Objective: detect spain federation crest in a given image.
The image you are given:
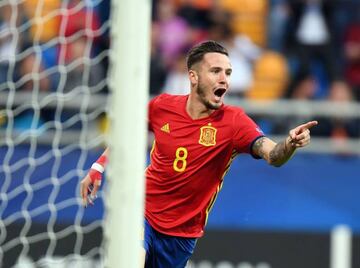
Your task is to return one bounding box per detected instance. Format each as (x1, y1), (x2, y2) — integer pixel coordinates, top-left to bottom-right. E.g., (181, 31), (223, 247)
(199, 124), (217, 147)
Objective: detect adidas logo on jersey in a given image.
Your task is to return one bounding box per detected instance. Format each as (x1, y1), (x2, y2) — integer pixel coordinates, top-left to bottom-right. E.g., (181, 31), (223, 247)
(161, 123), (170, 133)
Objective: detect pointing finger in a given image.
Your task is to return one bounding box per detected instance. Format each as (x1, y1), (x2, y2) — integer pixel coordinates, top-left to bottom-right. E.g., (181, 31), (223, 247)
(301, 121), (318, 130)
(296, 121), (318, 134)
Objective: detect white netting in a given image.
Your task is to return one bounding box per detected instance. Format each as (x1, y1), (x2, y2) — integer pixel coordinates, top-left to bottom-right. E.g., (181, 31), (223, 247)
(0, 0), (110, 267)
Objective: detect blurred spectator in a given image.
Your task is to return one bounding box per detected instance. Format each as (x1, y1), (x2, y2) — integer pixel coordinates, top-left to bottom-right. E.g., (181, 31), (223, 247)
(58, 0), (101, 63)
(12, 51), (51, 131)
(267, 0), (290, 51)
(21, 0), (60, 43)
(207, 1), (232, 28)
(176, 0), (213, 10)
(21, 0), (61, 70)
(312, 81), (360, 139)
(57, 0), (105, 93)
(162, 52), (189, 95)
(150, 25), (167, 95)
(16, 51), (51, 92)
(0, 3), (23, 87)
(285, 0), (341, 98)
(177, 0), (213, 29)
(245, 50), (289, 100)
(209, 23), (261, 97)
(153, 0), (192, 67)
(290, 76), (318, 100)
(219, 0), (268, 47)
(42, 36), (104, 128)
(271, 76), (318, 135)
(57, 36), (105, 93)
(95, 0), (111, 74)
(330, 0), (360, 50)
(343, 23), (360, 101)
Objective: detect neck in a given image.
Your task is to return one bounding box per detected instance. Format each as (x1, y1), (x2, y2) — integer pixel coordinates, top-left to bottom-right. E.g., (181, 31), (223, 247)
(186, 93), (214, 120)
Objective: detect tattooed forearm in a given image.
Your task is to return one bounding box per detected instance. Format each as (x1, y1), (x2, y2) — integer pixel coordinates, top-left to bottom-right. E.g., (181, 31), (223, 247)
(252, 137), (267, 159)
(269, 138), (295, 167)
(269, 141), (287, 164)
(252, 137), (296, 167)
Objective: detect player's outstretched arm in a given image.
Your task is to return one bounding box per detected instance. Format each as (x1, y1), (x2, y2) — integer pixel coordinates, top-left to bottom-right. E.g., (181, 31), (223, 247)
(80, 148), (109, 207)
(252, 121), (318, 167)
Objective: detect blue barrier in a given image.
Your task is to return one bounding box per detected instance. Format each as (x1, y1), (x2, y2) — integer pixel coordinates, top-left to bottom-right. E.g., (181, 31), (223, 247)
(1, 146), (359, 233)
(208, 153), (360, 233)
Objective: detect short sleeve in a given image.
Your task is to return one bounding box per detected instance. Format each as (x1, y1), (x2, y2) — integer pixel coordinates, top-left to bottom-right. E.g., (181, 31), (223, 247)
(232, 111), (264, 156)
(148, 95), (158, 132)
(148, 94), (168, 132)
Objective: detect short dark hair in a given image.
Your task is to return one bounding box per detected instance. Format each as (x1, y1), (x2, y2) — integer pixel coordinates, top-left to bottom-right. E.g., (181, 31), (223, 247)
(186, 40), (228, 70)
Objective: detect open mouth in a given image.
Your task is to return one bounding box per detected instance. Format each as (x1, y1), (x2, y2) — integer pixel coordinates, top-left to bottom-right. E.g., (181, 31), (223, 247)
(214, 88), (226, 98)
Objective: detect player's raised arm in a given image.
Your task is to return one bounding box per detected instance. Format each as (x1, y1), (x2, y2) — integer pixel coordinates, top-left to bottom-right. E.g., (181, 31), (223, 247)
(80, 147), (109, 207)
(252, 121), (318, 167)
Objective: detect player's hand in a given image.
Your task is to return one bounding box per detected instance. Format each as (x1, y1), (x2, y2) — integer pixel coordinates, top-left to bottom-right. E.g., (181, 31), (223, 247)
(80, 174), (101, 207)
(288, 121), (318, 148)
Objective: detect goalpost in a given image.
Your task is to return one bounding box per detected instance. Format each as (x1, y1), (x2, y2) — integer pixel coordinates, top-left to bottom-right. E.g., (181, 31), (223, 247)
(0, 0), (150, 267)
(105, 0), (151, 267)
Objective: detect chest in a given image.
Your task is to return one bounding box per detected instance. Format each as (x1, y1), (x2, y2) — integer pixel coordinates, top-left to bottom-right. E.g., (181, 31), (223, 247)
(152, 116), (233, 159)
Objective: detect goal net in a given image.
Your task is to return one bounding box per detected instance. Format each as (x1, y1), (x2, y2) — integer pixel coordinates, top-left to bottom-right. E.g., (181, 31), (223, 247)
(0, 0), (111, 267)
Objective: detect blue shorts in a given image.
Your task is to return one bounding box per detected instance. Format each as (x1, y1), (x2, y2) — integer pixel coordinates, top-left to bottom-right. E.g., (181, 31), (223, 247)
(143, 219), (197, 268)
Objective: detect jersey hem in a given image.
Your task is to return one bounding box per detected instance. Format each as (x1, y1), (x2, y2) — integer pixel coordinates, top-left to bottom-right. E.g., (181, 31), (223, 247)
(145, 216), (204, 239)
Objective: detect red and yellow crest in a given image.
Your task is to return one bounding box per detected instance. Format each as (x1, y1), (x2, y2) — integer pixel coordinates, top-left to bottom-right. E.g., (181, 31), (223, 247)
(199, 124), (217, 147)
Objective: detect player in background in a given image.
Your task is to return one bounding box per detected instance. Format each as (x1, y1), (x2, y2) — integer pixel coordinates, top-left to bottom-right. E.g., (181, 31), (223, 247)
(79, 40), (318, 267)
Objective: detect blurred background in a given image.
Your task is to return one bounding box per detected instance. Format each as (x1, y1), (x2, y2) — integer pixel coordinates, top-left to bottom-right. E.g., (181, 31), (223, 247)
(0, 0), (359, 267)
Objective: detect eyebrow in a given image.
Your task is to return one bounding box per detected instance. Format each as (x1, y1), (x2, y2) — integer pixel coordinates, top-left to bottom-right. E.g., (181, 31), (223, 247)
(210, 66), (232, 71)
(209, 66), (232, 73)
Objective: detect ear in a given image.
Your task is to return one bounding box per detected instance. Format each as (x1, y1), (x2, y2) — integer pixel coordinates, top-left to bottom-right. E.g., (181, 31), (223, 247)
(189, 70), (198, 85)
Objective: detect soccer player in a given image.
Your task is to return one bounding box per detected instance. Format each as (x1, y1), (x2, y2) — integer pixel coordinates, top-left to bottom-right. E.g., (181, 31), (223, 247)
(80, 40), (318, 267)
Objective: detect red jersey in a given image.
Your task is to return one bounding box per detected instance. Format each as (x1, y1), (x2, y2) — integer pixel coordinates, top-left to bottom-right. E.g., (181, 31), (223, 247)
(145, 94), (264, 238)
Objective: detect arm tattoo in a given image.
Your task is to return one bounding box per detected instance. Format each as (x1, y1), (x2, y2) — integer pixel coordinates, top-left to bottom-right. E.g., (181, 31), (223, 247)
(252, 137), (267, 158)
(253, 137), (295, 166)
(269, 140), (288, 163)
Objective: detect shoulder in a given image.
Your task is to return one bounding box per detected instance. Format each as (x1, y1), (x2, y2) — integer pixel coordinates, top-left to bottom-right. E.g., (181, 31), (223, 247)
(150, 93), (187, 109)
(152, 93), (185, 102)
(222, 104), (261, 130)
(221, 104), (246, 118)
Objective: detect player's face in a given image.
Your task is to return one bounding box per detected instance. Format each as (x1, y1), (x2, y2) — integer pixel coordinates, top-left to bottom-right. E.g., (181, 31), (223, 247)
(193, 52), (232, 110)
